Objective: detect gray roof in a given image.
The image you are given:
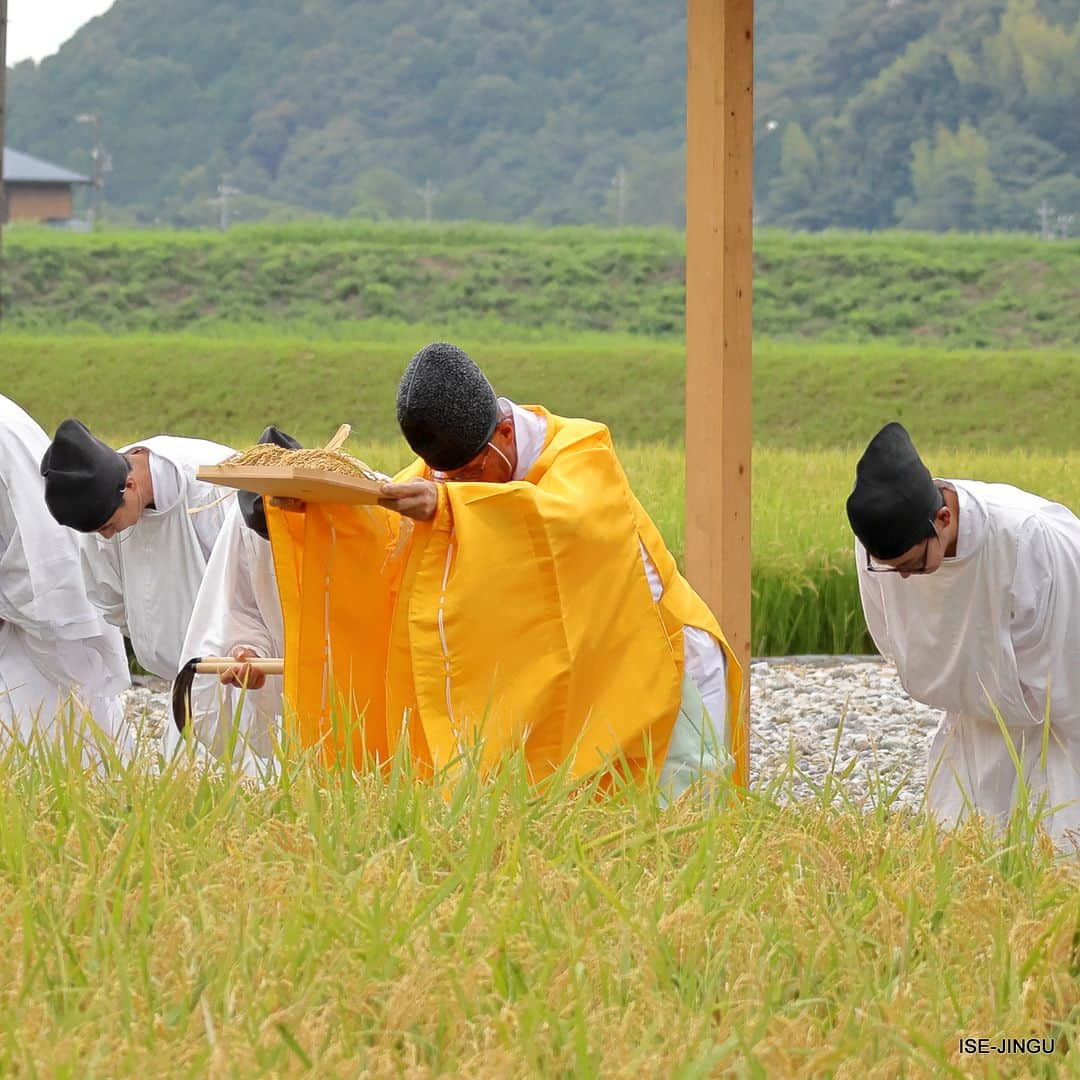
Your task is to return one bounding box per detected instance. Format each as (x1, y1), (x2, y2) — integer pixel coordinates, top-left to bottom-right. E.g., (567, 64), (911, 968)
(2, 147), (91, 184)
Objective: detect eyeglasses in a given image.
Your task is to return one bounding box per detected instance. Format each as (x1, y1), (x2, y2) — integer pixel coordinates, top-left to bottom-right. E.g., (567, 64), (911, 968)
(431, 441), (512, 483)
(865, 530), (938, 575)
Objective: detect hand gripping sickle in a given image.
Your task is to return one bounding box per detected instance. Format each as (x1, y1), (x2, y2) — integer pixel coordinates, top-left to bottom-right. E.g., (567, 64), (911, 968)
(170, 656), (284, 732)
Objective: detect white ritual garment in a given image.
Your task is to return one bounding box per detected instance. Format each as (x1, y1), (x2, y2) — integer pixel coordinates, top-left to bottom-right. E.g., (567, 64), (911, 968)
(78, 435), (236, 682)
(179, 503), (284, 774)
(0, 395), (132, 757)
(501, 398), (730, 800)
(856, 479), (1080, 845)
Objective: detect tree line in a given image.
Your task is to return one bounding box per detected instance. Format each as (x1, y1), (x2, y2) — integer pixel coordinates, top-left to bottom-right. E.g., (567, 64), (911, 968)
(5, 0), (1077, 233)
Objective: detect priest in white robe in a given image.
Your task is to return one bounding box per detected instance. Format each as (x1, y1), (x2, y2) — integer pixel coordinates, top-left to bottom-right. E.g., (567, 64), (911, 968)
(40, 420), (236, 748)
(1, 396), (132, 759)
(176, 426), (296, 774)
(847, 422), (1080, 845)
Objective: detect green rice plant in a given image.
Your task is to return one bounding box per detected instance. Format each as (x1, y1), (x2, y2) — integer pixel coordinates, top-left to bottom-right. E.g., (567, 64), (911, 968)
(0, 715), (1076, 1074)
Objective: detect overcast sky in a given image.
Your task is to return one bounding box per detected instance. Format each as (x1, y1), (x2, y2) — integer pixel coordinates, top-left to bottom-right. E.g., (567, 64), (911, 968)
(6, 0), (115, 65)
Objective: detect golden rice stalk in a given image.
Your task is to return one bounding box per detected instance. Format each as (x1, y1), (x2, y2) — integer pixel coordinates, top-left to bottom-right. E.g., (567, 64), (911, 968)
(224, 443), (387, 482)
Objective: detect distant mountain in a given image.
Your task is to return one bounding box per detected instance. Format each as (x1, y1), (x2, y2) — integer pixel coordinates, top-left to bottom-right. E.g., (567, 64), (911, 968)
(6, 0), (1078, 232)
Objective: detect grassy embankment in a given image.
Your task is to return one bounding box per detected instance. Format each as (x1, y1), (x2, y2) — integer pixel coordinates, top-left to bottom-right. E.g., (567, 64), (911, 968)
(5, 222), (1080, 346)
(7, 336), (1077, 452)
(8, 337), (1078, 654)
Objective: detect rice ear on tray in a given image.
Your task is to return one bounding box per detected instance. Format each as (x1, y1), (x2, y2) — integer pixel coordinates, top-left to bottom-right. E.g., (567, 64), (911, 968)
(222, 443), (390, 483)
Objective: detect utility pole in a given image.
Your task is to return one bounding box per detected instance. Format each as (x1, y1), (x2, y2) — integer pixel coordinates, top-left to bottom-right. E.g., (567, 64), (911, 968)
(76, 113), (106, 225)
(1037, 199), (1055, 240)
(209, 177), (241, 231)
(1, 0), (8, 326)
(612, 166), (628, 227)
(415, 178), (437, 222)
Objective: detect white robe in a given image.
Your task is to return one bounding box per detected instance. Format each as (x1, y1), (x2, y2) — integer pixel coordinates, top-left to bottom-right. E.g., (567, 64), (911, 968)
(503, 399), (730, 799)
(0, 395), (132, 758)
(179, 503), (285, 774)
(78, 435), (236, 682)
(857, 479), (1080, 844)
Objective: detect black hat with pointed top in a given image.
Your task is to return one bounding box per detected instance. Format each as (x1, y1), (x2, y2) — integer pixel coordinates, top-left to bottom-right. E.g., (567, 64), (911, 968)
(396, 342), (499, 471)
(846, 422), (944, 560)
(40, 418), (131, 533)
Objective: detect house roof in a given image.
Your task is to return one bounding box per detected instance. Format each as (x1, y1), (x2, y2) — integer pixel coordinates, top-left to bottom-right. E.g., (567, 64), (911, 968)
(2, 147), (91, 185)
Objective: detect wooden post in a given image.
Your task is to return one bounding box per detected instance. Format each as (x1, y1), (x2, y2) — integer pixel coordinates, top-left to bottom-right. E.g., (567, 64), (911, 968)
(686, 0), (753, 786)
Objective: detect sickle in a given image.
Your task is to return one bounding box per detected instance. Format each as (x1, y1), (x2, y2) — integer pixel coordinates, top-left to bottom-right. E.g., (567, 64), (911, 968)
(170, 656), (284, 732)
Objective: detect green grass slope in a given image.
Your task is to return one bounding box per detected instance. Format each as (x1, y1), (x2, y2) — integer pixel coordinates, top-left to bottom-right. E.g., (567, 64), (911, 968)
(5, 335), (1076, 453)
(5, 224), (1080, 346)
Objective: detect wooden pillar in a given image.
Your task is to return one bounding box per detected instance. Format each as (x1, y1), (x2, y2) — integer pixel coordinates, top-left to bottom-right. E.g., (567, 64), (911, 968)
(686, 0), (753, 786)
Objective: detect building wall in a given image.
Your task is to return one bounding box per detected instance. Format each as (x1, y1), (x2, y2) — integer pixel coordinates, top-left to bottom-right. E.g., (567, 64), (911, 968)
(5, 183), (76, 222)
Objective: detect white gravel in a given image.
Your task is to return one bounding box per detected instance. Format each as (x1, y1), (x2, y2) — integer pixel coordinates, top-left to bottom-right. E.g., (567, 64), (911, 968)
(748, 657), (941, 809)
(125, 659), (942, 807)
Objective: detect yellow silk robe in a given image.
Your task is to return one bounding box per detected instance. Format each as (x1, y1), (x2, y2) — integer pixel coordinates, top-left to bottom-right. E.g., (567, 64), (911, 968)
(268, 408), (742, 785)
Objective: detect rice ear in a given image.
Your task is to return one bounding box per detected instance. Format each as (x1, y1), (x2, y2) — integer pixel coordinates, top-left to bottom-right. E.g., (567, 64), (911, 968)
(222, 443), (387, 482)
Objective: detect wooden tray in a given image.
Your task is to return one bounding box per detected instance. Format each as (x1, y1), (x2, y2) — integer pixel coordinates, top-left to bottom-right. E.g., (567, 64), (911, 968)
(198, 465), (383, 505)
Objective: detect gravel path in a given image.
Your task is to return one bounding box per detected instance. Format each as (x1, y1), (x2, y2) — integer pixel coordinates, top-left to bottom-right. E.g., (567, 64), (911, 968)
(749, 658), (941, 809)
(125, 659), (943, 806)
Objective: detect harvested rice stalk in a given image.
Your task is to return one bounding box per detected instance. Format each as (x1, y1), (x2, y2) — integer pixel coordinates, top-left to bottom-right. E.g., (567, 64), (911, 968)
(223, 443), (390, 482)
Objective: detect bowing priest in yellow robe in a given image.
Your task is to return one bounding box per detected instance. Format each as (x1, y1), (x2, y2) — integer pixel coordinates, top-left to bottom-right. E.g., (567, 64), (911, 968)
(267, 342), (742, 796)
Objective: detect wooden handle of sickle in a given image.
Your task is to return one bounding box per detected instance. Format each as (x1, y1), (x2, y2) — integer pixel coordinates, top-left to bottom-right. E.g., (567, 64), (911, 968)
(193, 658), (285, 675)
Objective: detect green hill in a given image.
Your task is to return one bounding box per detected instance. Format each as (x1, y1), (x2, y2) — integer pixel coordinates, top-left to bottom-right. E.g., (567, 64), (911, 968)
(756, 0), (1080, 232)
(5, 223), (1079, 346)
(5, 0), (1077, 231)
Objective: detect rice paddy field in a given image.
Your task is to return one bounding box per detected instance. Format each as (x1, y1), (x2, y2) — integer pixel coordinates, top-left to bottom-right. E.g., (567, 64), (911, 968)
(1, 734), (1078, 1076)
(3, 223), (1079, 1075)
